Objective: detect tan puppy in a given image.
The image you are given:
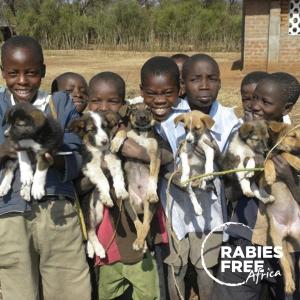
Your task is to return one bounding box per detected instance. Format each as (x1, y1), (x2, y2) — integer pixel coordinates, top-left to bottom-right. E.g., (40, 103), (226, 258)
(110, 103), (161, 250)
(174, 110), (216, 215)
(265, 122), (300, 185)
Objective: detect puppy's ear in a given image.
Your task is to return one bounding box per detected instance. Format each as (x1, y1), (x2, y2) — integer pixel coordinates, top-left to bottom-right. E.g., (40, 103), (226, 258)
(202, 116), (215, 129)
(268, 121), (286, 133)
(103, 111), (120, 128)
(68, 118), (86, 136)
(118, 104), (128, 118)
(30, 110), (46, 128)
(174, 114), (188, 128)
(239, 122), (253, 140)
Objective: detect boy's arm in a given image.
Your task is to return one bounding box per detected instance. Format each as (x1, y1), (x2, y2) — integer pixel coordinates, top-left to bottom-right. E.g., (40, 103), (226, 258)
(272, 155), (300, 203)
(50, 92), (83, 182)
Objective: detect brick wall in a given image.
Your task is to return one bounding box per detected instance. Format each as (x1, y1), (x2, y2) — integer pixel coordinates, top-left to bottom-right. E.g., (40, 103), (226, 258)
(243, 0), (270, 70)
(278, 0), (300, 70)
(243, 0), (300, 71)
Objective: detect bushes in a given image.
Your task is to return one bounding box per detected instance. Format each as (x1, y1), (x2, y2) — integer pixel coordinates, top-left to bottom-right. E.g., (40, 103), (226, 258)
(3, 0), (242, 51)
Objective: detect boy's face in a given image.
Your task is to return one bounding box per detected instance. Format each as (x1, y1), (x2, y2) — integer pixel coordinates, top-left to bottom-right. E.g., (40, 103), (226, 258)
(141, 73), (179, 121)
(184, 60), (221, 112)
(173, 58), (186, 98)
(252, 80), (293, 122)
(1, 47), (45, 103)
(88, 80), (123, 113)
(241, 83), (256, 121)
(58, 76), (88, 113)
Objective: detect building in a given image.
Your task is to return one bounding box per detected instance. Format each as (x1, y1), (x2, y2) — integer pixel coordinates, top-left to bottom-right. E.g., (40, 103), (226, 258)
(242, 0), (300, 71)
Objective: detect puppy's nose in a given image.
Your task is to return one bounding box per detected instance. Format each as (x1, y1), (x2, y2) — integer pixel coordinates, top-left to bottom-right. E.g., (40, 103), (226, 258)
(101, 139), (108, 146)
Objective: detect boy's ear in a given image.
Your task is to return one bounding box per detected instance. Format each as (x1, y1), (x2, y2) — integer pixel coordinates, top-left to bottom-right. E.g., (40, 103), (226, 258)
(239, 122), (253, 140)
(118, 104), (128, 118)
(41, 64), (46, 78)
(140, 84), (145, 97)
(268, 121), (286, 133)
(202, 115), (215, 129)
(283, 101), (294, 116)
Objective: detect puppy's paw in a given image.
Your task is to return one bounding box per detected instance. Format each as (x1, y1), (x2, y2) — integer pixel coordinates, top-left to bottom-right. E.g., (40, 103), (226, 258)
(132, 238), (146, 251)
(31, 182), (45, 200)
(259, 194), (275, 204)
(146, 192), (159, 203)
(0, 183), (11, 197)
(101, 195), (114, 207)
(115, 188), (129, 201)
(20, 170), (33, 186)
(20, 184), (31, 201)
(193, 203), (203, 216)
(110, 133), (127, 153)
(180, 175), (189, 187)
(87, 241), (95, 259)
(93, 242), (106, 259)
(285, 279), (296, 295)
(245, 171), (254, 178)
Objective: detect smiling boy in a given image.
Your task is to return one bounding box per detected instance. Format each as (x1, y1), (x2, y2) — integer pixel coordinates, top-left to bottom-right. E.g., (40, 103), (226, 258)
(0, 36), (91, 300)
(51, 72), (88, 114)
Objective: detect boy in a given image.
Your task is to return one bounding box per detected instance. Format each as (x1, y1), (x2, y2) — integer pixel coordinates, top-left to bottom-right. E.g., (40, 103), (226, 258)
(141, 55), (239, 300)
(170, 53), (189, 98)
(81, 71), (163, 300)
(212, 72), (300, 300)
(51, 72), (88, 114)
(0, 36), (91, 299)
(240, 71), (268, 122)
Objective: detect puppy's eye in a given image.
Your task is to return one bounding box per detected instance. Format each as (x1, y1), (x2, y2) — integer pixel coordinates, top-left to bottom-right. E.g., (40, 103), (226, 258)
(16, 120), (26, 126)
(87, 125), (96, 132)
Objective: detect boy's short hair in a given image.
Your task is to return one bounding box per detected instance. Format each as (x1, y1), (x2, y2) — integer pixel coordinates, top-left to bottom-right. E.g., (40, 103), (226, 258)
(170, 53), (189, 61)
(267, 72), (300, 105)
(1, 35), (44, 65)
(51, 72), (87, 94)
(182, 54), (220, 80)
(89, 72), (126, 100)
(141, 56), (180, 89)
(241, 71), (268, 88)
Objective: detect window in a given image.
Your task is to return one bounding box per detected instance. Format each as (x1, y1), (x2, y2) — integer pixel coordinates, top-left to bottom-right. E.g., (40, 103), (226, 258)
(289, 0), (300, 35)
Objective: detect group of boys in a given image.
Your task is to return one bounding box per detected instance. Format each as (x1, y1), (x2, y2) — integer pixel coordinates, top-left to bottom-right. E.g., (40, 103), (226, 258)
(0, 35), (299, 300)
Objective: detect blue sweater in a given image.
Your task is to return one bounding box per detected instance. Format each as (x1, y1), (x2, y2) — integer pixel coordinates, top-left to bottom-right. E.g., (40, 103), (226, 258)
(0, 89), (83, 215)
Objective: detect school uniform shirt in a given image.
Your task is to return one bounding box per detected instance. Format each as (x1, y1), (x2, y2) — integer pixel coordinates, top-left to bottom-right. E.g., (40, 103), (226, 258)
(158, 99), (239, 240)
(0, 88), (82, 215)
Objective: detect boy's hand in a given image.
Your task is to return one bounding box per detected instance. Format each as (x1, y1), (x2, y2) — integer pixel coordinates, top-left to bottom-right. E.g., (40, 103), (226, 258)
(272, 154), (294, 184)
(0, 139), (18, 160)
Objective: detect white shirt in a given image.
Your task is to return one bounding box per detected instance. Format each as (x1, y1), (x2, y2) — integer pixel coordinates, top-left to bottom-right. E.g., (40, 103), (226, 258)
(158, 100), (239, 240)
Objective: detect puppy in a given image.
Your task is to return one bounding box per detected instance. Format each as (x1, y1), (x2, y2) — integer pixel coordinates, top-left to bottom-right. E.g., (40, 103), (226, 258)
(0, 102), (63, 201)
(222, 120), (274, 203)
(264, 121), (300, 185)
(110, 103), (161, 250)
(174, 111), (217, 215)
(69, 111), (129, 258)
(261, 122), (300, 294)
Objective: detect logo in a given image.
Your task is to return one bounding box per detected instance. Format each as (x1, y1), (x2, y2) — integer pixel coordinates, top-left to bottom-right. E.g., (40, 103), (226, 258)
(200, 222), (282, 286)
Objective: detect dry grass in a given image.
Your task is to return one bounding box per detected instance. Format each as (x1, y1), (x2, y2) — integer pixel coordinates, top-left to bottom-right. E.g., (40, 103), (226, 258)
(0, 49), (299, 122)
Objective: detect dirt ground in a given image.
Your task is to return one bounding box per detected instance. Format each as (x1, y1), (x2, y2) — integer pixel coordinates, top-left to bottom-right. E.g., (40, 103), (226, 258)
(1, 50), (299, 122)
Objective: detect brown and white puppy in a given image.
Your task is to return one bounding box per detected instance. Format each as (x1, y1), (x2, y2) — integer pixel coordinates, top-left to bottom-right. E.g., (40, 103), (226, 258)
(261, 122), (300, 295)
(264, 121), (300, 185)
(174, 111), (216, 215)
(110, 103), (161, 251)
(222, 120), (274, 203)
(69, 111), (128, 258)
(0, 102), (63, 201)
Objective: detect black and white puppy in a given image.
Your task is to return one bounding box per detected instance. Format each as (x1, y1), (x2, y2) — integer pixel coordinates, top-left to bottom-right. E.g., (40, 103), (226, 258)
(69, 111), (129, 258)
(0, 102), (63, 201)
